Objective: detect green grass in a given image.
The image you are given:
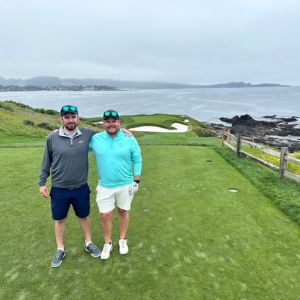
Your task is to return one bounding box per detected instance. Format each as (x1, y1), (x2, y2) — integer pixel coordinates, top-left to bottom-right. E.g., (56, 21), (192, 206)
(215, 145), (300, 224)
(87, 113), (189, 129)
(87, 113), (215, 137)
(1, 144), (300, 299)
(2, 102), (300, 298)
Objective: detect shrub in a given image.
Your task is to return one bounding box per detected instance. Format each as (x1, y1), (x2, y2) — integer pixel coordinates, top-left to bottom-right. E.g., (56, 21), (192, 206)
(36, 122), (56, 131)
(4, 101), (33, 110)
(0, 102), (14, 111)
(34, 108), (46, 114)
(33, 108), (59, 115)
(45, 109), (59, 115)
(23, 120), (35, 126)
(193, 127), (216, 137)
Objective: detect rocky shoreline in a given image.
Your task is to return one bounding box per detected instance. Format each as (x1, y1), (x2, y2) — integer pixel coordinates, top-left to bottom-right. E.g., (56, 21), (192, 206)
(208, 114), (300, 152)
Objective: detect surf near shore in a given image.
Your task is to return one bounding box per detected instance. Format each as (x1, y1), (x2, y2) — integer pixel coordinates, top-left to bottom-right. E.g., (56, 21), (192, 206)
(209, 114), (300, 152)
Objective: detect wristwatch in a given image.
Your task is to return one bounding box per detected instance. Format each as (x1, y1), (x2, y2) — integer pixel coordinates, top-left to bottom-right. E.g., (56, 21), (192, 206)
(134, 179), (140, 184)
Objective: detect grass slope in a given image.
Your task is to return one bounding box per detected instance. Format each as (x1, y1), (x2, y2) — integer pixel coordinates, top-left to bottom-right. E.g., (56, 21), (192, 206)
(215, 145), (300, 224)
(87, 113), (190, 129)
(1, 145), (300, 299)
(0, 102), (213, 147)
(88, 113), (214, 136)
(0, 101), (96, 138)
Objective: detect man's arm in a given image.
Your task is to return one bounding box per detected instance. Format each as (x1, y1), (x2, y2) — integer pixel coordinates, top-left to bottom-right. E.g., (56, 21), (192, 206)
(88, 134), (95, 152)
(130, 138), (142, 177)
(39, 137), (52, 197)
(128, 138), (142, 195)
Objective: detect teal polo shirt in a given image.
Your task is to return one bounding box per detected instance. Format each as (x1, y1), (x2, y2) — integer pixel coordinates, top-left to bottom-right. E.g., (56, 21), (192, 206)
(89, 130), (142, 188)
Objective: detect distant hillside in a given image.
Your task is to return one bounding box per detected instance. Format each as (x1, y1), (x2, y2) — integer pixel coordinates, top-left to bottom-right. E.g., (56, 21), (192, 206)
(0, 76), (289, 90)
(192, 81), (290, 88)
(0, 85), (119, 92)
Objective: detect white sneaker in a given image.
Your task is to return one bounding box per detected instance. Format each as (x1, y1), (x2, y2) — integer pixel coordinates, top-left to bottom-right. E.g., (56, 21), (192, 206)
(119, 239), (129, 255)
(101, 243), (113, 260)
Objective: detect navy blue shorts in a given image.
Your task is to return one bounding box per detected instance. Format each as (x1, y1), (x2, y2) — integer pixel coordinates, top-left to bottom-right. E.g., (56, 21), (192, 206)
(50, 184), (91, 220)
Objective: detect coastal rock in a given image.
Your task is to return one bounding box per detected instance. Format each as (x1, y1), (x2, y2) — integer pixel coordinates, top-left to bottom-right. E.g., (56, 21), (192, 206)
(218, 114), (300, 152)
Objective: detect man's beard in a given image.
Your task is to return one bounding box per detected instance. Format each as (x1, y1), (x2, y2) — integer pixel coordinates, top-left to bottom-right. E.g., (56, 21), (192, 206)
(107, 126), (119, 134)
(65, 123), (77, 131)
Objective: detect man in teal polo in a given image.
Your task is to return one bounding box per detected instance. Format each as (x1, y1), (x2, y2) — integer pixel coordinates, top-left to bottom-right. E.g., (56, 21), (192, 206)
(89, 110), (142, 260)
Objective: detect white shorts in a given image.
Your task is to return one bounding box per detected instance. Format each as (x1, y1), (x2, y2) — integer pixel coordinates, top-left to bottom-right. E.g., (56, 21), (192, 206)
(96, 184), (134, 213)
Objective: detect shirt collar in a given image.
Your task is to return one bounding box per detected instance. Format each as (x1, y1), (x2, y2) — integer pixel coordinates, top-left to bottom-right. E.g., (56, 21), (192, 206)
(59, 127), (82, 138)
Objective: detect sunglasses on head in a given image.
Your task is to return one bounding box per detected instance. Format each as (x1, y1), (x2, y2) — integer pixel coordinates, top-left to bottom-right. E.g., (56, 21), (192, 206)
(61, 105), (77, 113)
(103, 111), (119, 118)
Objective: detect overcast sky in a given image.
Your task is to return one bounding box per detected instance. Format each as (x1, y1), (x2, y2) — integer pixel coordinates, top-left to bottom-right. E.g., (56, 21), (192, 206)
(1, 0), (300, 84)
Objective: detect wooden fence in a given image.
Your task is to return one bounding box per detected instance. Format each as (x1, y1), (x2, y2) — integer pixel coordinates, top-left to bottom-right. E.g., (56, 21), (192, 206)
(221, 130), (300, 183)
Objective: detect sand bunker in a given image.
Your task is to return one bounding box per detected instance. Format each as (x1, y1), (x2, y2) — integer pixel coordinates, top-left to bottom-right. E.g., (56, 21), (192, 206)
(130, 123), (188, 133)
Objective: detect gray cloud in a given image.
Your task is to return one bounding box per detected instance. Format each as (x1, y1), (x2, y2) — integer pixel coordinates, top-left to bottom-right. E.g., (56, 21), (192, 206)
(1, 0), (300, 84)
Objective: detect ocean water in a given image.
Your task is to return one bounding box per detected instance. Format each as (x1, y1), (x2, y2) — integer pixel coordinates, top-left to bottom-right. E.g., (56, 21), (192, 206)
(0, 87), (299, 125)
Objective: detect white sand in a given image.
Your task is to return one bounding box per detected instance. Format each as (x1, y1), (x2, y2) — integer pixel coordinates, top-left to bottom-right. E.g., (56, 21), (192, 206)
(130, 122), (188, 133)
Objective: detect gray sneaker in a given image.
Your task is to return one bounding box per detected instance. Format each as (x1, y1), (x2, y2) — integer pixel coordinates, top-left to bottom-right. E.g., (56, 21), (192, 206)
(85, 242), (101, 258)
(51, 250), (65, 268)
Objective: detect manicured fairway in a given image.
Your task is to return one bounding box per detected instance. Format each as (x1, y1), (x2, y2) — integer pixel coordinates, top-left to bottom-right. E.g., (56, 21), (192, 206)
(1, 145), (300, 299)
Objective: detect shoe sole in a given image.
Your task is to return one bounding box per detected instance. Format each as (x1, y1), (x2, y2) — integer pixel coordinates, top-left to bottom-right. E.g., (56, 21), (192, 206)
(119, 242), (128, 255)
(51, 252), (66, 268)
(85, 248), (101, 258)
(100, 255), (110, 260)
(101, 247), (113, 260)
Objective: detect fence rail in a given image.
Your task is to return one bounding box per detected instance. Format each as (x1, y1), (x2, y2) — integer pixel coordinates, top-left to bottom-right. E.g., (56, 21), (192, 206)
(221, 130), (300, 183)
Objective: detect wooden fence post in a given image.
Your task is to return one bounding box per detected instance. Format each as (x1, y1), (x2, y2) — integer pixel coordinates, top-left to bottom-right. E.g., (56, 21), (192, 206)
(251, 135), (255, 148)
(236, 132), (241, 158)
(279, 147), (288, 178)
(221, 128), (225, 147)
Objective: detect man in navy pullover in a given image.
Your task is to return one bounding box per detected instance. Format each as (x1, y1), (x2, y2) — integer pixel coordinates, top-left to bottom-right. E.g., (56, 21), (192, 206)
(39, 105), (101, 267)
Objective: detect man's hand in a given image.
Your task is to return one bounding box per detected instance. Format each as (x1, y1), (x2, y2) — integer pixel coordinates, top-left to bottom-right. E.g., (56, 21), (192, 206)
(39, 186), (49, 198)
(129, 182), (139, 195)
(122, 128), (132, 136)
